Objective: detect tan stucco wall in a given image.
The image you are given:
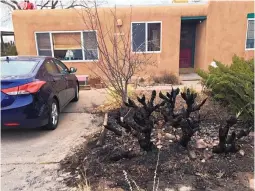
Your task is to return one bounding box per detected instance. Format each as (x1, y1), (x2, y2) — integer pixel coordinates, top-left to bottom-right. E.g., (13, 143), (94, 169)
(203, 1), (254, 69)
(12, 1), (254, 76)
(194, 19), (207, 71)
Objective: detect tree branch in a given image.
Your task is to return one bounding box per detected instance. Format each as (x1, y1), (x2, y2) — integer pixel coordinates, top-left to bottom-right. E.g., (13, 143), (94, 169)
(0, 1), (16, 10)
(10, 0), (21, 9)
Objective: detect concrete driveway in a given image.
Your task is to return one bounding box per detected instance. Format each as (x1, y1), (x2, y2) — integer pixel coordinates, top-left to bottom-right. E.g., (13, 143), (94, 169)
(1, 89), (107, 191)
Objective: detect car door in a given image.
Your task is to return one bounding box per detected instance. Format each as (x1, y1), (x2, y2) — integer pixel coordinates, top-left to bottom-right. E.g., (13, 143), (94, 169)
(44, 59), (68, 108)
(53, 59), (76, 102)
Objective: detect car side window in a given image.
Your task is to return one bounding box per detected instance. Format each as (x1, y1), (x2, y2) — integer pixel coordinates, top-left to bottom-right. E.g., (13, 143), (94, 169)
(53, 59), (69, 74)
(44, 59), (60, 75)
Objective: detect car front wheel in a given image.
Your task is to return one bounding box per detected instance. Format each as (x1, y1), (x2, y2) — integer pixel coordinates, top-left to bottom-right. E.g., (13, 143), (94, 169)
(44, 99), (59, 130)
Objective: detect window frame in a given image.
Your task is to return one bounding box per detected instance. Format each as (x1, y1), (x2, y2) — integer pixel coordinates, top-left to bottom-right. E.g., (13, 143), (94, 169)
(131, 21), (162, 53)
(245, 18), (255, 50)
(34, 30), (99, 62)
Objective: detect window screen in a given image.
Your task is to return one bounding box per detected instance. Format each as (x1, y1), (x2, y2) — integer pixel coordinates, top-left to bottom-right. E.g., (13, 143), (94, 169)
(132, 22), (161, 52)
(147, 23), (161, 51)
(36, 33), (52, 56)
(132, 23), (146, 52)
(83, 31), (98, 60)
(246, 20), (254, 49)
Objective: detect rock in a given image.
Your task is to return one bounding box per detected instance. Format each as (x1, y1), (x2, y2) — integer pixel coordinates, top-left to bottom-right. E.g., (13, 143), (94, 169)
(188, 150), (197, 160)
(179, 186), (193, 191)
(44, 176), (52, 182)
(164, 189), (175, 191)
(157, 144), (163, 149)
(239, 149), (245, 156)
(59, 188), (68, 191)
(249, 132), (254, 137)
(250, 178), (254, 190)
(201, 159), (206, 163)
(56, 177), (64, 182)
(203, 150), (213, 160)
(165, 133), (176, 140)
(60, 172), (71, 178)
(216, 171), (224, 179)
(196, 139), (208, 149)
(234, 172), (254, 188)
(212, 140), (219, 146)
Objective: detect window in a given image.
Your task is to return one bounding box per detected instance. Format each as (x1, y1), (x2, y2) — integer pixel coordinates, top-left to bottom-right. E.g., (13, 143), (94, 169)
(1, 60), (38, 77)
(44, 60), (60, 74)
(53, 59), (69, 74)
(36, 33), (52, 56)
(132, 22), (161, 53)
(246, 19), (254, 49)
(35, 31), (99, 61)
(53, 32), (82, 61)
(83, 31), (98, 60)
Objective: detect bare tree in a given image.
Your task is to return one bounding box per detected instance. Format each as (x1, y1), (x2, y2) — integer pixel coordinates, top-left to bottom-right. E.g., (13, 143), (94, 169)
(78, 0), (156, 103)
(0, 0), (87, 10)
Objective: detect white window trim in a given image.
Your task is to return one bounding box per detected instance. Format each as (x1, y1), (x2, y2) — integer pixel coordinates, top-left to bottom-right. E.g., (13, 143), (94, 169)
(34, 30), (99, 62)
(245, 18), (255, 51)
(131, 21), (162, 54)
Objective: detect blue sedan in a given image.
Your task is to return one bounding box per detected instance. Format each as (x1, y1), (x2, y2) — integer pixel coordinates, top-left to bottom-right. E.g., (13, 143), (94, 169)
(1, 56), (79, 130)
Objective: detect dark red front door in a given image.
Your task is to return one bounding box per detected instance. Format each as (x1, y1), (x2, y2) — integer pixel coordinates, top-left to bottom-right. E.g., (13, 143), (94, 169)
(179, 23), (196, 68)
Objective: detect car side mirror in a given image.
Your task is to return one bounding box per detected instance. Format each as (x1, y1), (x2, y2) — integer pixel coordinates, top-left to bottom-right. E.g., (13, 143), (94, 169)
(69, 67), (77, 73)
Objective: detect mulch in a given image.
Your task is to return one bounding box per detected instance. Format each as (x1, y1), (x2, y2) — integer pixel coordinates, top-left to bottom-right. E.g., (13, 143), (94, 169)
(60, 96), (254, 191)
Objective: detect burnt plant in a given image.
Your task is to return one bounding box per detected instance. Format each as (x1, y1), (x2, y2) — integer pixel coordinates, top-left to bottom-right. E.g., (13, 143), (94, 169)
(104, 88), (207, 151)
(159, 88), (207, 147)
(104, 90), (164, 151)
(212, 116), (252, 153)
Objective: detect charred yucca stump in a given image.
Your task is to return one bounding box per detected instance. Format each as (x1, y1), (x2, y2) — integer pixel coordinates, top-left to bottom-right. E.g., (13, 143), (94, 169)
(105, 90), (163, 152)
(159, 88), (180, 126)
(213, 116), (251, 153)
(159, 88), (207, 148)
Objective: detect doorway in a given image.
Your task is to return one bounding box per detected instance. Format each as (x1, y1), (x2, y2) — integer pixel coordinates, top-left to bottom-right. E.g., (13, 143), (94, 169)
(179, 22), (196, 68)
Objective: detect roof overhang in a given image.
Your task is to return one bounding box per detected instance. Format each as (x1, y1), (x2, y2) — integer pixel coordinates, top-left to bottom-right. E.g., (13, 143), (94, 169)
(247, 13), (255, 19)
(1, 31), (14, 36)
(181, 16), (207, 23)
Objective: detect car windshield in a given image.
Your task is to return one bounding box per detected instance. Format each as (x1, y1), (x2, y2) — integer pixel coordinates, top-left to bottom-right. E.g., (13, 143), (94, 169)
(1, 60), (39, 77)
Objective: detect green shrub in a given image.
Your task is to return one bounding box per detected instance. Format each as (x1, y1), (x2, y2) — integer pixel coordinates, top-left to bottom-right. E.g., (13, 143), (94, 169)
(197, 55), (254, 122)
(1, 43), (17, 56)
(152, 71), (179, 85)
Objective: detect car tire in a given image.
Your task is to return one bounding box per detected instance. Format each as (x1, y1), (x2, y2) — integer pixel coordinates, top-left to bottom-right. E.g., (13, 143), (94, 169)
(44, 99), (59, 130)
(72, 84), (79, 102)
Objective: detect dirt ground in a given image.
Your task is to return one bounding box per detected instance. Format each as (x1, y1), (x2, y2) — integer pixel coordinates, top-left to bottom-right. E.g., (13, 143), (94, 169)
(60, 96), (254, 191)
(1, 90), (106, 191)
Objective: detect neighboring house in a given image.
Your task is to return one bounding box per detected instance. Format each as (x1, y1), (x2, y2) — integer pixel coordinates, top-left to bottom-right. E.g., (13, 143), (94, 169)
(12, 1), (254, 76)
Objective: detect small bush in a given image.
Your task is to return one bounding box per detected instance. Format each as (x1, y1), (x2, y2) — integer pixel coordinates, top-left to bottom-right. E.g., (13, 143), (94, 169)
(197, 55), (254, 122)
(96, 85), (136, 112)
(1, 43), (17, 56)
(152, 71), (179, 85)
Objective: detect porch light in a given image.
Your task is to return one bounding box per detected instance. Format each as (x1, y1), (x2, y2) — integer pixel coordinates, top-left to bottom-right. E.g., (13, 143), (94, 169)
(117, 19), (123, 27)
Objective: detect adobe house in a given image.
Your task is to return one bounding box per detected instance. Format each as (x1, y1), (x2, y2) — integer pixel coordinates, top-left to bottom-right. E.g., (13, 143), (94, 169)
(12, 1), (254, 77)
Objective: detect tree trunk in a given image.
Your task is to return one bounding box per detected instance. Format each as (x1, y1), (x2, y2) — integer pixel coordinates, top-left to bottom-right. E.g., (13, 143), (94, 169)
(122, 82), (128, 104)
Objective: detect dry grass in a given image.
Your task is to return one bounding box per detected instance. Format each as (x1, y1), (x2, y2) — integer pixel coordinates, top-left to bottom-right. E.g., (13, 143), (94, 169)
(77, 170), (91, 191)
(152, 72), (179, 85)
